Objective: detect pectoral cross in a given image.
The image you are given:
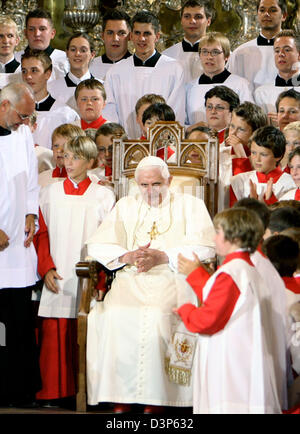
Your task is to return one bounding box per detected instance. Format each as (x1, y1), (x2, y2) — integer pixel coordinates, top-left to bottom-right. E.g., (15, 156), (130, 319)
(148, 221), (159, 240)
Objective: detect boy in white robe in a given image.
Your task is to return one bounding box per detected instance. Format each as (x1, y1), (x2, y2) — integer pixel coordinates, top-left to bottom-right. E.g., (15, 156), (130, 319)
(85, 156), (215, 413)
(38, 123), (86, 188)
(185, 32), (253, 127)
(230, 125), (295, 206)
(162, 0), (214, 83)
(102, 11), (185, 139)
(21, 49), (79, 149)
(227, 0), (287, 90)
(74, 78), (108, 140)
(34, 135), (115, 405)
(254, 30), (300, 115)
(176, 207), (281, 414)
(15, 8), (68, 83)
(89, 9), (132, 81)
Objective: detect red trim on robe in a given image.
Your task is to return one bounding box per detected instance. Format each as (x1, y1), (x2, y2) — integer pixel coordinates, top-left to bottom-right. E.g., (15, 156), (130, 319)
(282, 276), (300, 294)
(33, 209), (56, 278)
(36, 318), (78, 400)
(105, 165), (112, 177)
(52, 166), (67, 178)
(177, 251), (252, 335)
(230, 168), (284, 207)
(295, 188), (300, 201)
(232, 157), (252, 176)
(80, 116), (106, 131)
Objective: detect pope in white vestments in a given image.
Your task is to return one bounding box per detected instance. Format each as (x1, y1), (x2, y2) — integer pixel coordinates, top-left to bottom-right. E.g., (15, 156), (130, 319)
(85, 157), (215, 410)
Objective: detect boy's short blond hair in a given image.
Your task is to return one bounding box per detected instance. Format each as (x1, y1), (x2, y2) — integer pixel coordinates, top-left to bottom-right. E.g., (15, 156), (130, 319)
(75, 78), (106, 101)
(213, 207), (264, 253)
(52, 123), (86, 143)
(0, 17), (19, 35)
(283, 121), (300, 134)
(135, 93), (166, 114)
(64, 135), (98, 161)
(199, 31), (230, 59)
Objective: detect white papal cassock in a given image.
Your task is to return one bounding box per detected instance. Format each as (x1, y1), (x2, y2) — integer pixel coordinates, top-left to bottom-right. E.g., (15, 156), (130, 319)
(86, 191), (215, 406)
(102, 54), (185, 139)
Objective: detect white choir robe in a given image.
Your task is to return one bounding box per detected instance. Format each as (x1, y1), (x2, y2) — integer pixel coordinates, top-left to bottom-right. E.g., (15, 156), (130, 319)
(230, 170), (296, 202)
(102, 55), (186, 138)
(190, 255), (281, 414)
(185, 73), (253, 126)
(89, 56), (116, 82)
(38, 180), (115, 318)
(254, 83), (300, 114)
(251, 249), (289, 410)
(227, 38), (277, 91)
(0, 125), (39, 288)
(85, 192), (215, 406)
(34, 101), (80, 149)
(15, 48), (69, 83)
(162, 41), (203, 84)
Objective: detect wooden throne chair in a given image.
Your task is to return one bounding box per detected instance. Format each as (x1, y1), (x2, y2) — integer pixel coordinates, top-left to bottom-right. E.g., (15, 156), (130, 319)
(75, 121), (219, 411)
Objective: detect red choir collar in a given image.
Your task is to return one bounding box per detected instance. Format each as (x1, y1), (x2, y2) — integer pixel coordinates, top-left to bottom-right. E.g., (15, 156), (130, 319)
(81, 116), (106, 131)
(282, 276), (300, 294)
(52, 166), (67, 178)
(256, 166), (283, 183)
(63, 176), (91, 195)
(295, 188), (300, 201)
(222, 250), (253, 267)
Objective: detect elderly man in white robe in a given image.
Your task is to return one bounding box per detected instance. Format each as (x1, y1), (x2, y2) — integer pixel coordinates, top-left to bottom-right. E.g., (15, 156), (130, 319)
(86, 156), (215, 414)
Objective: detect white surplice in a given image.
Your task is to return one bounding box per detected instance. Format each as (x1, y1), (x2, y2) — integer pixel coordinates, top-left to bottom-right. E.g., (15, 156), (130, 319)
(162, 41), (203, 84)
(38, 181), (115, 318)
(102, 55), (185, 138)
(86, 192), (215, 406)
(227, 37), (277, 90)
(193, 257), (281, 414)
(0, 125), (39, 288)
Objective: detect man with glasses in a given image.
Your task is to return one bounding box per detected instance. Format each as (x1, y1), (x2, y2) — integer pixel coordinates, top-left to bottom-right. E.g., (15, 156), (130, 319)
(204, 85), (240, 211)
(228, 0), (287, 90)
(254, 29), (300, 118)
(186, 32), (252, 129)
(0, 82), (41, 408)
(162, 0), (214, 83)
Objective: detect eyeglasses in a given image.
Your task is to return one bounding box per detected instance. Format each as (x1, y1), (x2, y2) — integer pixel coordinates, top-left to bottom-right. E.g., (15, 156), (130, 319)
(199, 48), (224, 57)
(10, 103), (31, 121)
(98, 145), (113, 153)
(206, 104), (229, 112)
